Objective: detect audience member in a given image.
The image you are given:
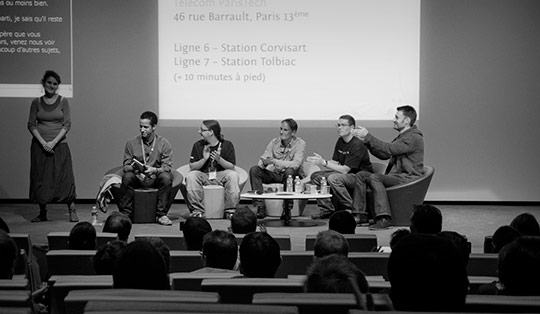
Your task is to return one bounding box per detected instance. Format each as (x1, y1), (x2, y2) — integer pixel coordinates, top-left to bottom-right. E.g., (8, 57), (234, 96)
(0, 217), (10, 233)
(193, 230), (239, 273)
(141, 237), (171, 273)
(410, 204), (442, 234)
(93, 240), (126, 275)
(328, 211), (356, 234)
(304, 254), (371, 310)
(492, 225), (520, 253)
(389, 228), (411, 251)
(510, 213), (540, 236)
(230, 207), (257, 234)
(498, 236), (540, 296)
(68, 221), (96, 250)
(113, 240), (170, 290)
(182, 217), (212, 251)
(0, 231), (17, 279)
(239, 232), (281, 278)
(103, 211), (132, 242)
(313, 230), (349, 258)
(388, 233), (468, 312)
(437, 231), (471, 266)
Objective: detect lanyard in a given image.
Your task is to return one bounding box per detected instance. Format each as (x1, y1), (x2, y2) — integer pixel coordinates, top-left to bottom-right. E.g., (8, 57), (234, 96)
(140, 136), (157, 167)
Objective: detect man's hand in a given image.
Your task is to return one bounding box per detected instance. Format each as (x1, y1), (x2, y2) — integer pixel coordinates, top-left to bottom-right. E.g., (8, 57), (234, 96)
(202, 145), (211, 161)
(144, 166), (159, 175)
(260, 157), (274, 167)
(306, 153), (326, 167)
(210, 149), (221, 163)
(352, 126), (369, 141)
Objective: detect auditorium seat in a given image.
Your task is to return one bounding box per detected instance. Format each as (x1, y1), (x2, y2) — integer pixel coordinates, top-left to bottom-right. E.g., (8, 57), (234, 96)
(0, 290), (32, 311)
(0, 278), (29, 290)
(305, 234), (378, 252)
(47, 275), (112, 314)
(134, 234), (186, 250)
(170, 272), (240, 291)
(467, 253), (498, 277)
(200, 278), (305, 304)
(64, 289), (220, 314)
(252, 292), (394, 313)
(83, 300), (298, 314)
(169, 251), (205, 272)
(465, 294), (540, 313)
(46, 250), (96, 276)
(8, 233), (32, 275)
(235, 233), (291, 250)
(47, 232), (117, 250)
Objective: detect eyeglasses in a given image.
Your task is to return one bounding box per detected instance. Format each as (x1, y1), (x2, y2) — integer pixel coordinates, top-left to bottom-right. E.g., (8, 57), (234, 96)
(336, 123), (350, 128)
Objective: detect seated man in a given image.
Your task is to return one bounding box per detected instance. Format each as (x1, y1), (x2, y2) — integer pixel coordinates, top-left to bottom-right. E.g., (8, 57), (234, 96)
(93, 239), (126, 275)
(328, 211), (357, 234)
(192, 230), (240, 274)
(249, 118), (305, 219)
(410, 204), (442, 234)
(353, 105), (424, 230)
(102, 211), (132, 242)
(388, 233), (468, 312)
(313, 230), (349, 258)
(230, 207), (257, 234)
(118, 111), (176, 226)
(0, 231), (17, 279)
(491, 225), (520, 253)
(239, 232), (282, 278)
(182, 217), (212, 251)
(498, 236), (540, 296)
(186, 120), (239, 218)
(308, 114), (372, 221)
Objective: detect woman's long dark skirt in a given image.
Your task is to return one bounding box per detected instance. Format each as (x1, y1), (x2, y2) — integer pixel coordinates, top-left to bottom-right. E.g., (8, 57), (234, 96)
(29, 140), (76, 204)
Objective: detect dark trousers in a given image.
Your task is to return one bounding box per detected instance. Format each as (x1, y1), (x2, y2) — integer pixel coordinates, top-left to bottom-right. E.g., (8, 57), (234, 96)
(249, 166), (297, 209)
(119, 171), (173, 218)
(356, 171), (408, 219)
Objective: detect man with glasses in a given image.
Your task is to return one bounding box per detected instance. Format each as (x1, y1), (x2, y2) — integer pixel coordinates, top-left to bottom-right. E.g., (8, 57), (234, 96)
(352, 105), (424, 230)
(248, 118), (306, 219)
(307, 115), (372, 221)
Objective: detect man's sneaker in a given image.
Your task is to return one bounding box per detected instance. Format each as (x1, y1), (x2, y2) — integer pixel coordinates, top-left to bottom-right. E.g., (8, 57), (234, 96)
(311, 211), (333, 220)
(369, 216), (391, 230)
(156, 215), (173, 226)
(354, 214), (370, 226)
(190, 211), (205, 218)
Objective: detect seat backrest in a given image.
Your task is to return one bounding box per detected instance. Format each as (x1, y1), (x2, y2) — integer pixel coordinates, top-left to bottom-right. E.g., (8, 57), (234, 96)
(48, 275), (112, 314)
(8, 233), (32, 275)
(169, 250), (205, 272)
(134, 234), (185, 250)
(65, 289), (220, 314)
(305, 234), (378, 252)
(170, 272), (240, 291)
(47, 232), (117, 250)
(201, 278), (305, 304)
(348, 252), (390, 278)
(252, 292), (394, 313)
(84, 300), (298, 314)
(46, 250), (97, 276)
(371, 162), (387, 174)
(465, 294), (540, 313)
(467, 253), (498, 277)
(0, 278), (28, 290)
(275, 251), (314, 278)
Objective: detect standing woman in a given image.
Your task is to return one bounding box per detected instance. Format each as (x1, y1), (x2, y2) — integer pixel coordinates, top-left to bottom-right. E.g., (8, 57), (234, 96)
(27, 70), (78, 222)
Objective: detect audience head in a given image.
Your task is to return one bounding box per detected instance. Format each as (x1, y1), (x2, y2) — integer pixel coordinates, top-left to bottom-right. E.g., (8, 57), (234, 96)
(103, 211), (132, 242)
(141, 237), (171, 273)
(328, 211), (356, 234)
(0, 217), (10, 233)
(305, 254), (369, 294)
(183, 217), (212, 251)
(410, 204), (443, 234)
(231, 207), (257, 234)
(388, 233), (469, 312)
(202, 230), (238, 270)
(239, 232), (281, 278)
(113, 240), (170, 290)
(437, 231), (471, 266)
(498, 236), (540, 296)
(389, 228), (411, 251)
(510, 213), (540, 236)
(93, 240), (126, 275)
(68, 222), (97, 250)
(314, 230), (349, 258)
(492, 225), (520, 253)
(0, 231), (17, 279)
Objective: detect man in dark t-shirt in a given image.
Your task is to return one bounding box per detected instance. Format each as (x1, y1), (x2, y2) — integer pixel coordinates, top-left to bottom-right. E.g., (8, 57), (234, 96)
(307, 115), (372, 221)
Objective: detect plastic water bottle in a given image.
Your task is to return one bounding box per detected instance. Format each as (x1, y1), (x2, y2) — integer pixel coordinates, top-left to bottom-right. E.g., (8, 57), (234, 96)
(90, 206), (102, 226)
(320, 176), (328, 194)
(294, 176), (302, 193)
(286, 175), (294, 192)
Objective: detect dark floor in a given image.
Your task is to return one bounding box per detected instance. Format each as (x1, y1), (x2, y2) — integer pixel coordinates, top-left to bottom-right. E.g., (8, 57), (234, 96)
(1, 202), (539, 253)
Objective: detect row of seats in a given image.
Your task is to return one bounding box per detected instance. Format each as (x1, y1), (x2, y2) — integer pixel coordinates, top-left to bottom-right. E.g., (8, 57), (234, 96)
(46, 232), (378, 252)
